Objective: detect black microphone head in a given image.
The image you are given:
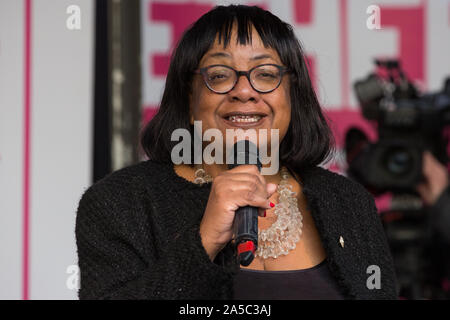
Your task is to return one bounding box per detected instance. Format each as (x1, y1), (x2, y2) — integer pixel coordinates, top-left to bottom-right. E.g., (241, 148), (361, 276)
(228, 140), (261, 170)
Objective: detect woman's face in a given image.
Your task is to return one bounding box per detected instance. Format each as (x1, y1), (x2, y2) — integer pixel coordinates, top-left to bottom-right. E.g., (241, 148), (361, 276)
(189, 26), (291, 156)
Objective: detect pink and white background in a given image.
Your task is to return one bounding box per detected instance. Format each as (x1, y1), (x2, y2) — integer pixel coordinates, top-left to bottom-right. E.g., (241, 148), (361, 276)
(1, 0), (449, 299)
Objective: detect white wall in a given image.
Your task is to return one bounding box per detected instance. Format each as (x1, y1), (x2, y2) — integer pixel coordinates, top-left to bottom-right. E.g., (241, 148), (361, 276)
(0, 0), (94, 299)
(0, 0), (26, 301)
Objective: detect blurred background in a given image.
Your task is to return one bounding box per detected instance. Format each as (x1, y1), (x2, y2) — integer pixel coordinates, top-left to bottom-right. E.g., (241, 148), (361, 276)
(1, 0), (449, 300)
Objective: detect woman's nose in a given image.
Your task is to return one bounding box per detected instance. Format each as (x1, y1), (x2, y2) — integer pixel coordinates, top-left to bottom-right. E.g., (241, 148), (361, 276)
(228, 75), (260, 102)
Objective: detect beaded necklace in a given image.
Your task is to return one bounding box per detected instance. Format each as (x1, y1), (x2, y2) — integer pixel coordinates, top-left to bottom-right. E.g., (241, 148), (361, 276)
(193, 166), (303, 259)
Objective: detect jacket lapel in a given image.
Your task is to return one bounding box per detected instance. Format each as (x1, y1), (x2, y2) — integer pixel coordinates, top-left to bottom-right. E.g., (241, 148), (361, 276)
(299, 166), (368, 299)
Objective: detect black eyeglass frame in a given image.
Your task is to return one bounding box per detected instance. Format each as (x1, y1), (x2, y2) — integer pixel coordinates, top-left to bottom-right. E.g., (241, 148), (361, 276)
(194, 63), (290, 94)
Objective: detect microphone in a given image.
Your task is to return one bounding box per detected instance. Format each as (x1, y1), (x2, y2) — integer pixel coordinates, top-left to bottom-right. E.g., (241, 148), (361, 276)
(228, 140), (261, 266)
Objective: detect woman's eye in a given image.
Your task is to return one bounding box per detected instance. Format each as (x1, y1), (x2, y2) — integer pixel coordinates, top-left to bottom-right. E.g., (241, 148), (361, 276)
(255, 68), (278, 77)
(208, 73), (229, 81)
(256, 71), (277, 80)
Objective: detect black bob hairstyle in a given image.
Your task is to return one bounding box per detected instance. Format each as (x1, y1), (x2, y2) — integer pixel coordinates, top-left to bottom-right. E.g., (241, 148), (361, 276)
(140, 5), (335, 173)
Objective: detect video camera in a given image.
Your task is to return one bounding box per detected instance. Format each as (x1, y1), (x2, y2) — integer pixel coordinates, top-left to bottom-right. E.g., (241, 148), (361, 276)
(348, 59), (450, 193)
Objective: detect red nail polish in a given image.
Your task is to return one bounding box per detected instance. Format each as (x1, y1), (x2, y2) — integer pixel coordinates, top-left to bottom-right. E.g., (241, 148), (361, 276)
(270, 202), (275, 208)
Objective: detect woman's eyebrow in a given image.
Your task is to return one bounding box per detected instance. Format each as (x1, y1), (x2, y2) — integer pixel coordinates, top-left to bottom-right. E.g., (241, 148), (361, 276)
(204, 52), (231, 59)
(204, 52), (275, 61)
(250, 54), (274, 61)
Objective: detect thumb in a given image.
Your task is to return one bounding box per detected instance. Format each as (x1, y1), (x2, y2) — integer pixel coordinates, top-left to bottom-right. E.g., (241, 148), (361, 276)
(266, 183), (278, 197)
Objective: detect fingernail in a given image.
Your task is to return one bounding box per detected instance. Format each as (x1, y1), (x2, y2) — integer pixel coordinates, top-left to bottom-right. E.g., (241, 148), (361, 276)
(270, 202), (275, 208)
(264, 210), (267, 217)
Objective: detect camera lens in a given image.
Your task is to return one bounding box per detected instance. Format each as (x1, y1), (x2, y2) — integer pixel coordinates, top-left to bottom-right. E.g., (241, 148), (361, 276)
(384, 147), (413, 176)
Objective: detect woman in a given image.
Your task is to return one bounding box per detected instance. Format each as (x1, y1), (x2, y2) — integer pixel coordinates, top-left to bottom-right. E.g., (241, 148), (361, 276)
(76, 5), (398, 299)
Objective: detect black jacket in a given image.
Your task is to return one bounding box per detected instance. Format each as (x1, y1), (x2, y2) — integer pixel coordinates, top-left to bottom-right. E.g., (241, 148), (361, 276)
(75, 160), (399, 299)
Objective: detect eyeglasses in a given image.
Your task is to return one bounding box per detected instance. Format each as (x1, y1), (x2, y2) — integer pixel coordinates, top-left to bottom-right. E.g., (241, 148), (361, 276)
(194, 64), (289, 94)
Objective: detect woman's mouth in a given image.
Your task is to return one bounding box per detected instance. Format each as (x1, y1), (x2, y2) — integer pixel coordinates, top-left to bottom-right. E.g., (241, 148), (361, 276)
(227, 115), (262, 123)
(221, 113), (268, 128)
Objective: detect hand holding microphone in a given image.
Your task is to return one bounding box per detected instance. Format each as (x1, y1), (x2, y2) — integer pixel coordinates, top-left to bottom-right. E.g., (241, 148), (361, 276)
(199, 141), (277, 264)
(228, 140), (263, 266)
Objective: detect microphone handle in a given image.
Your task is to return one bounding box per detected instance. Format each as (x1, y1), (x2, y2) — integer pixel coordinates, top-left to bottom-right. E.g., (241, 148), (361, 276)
(228, 140), (261, 266)
(233, 205), (259, 266)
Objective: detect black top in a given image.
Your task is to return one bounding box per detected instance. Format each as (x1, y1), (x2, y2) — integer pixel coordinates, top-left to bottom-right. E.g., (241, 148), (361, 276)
(75, 160), (398, 299)
(233, 260), (344, 300)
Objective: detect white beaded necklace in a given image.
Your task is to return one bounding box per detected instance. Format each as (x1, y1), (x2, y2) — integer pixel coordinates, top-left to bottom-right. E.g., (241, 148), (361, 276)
(193, 166), (303, 259)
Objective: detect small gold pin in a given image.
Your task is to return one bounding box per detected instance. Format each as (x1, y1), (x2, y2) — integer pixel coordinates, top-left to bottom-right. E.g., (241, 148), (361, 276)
(339, 236), (345, 248)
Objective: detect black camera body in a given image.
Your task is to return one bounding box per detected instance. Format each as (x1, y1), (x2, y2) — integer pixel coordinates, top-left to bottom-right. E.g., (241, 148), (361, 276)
(349, 60), (450, 193)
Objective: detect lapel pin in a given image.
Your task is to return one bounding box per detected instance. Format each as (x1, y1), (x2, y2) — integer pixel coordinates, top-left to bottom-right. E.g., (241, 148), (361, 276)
(339, 236), (345, 248)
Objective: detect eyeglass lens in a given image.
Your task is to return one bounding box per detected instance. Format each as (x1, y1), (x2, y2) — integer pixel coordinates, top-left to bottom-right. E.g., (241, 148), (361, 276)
(204, 65), (282, 93)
